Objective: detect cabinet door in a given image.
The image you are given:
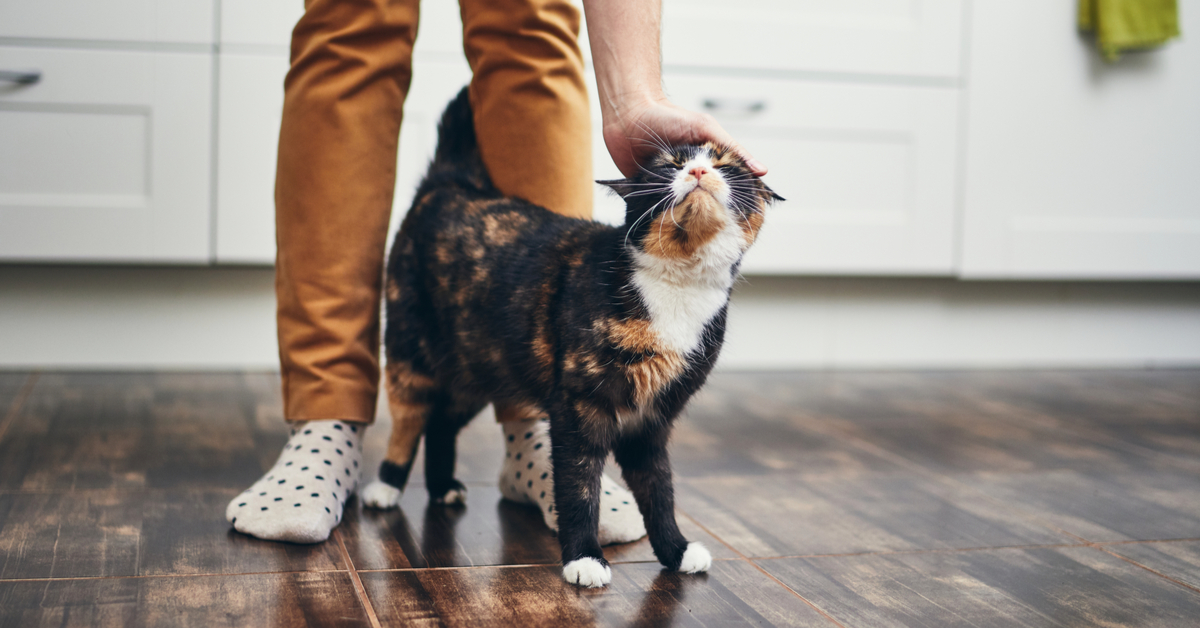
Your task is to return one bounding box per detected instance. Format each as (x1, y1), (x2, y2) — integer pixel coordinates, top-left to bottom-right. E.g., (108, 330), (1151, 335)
(960, 1), (1200, 279)
(0, 47), (212, 263)
(215, 54), (287, 264)
(220, 0), (303, 48)
(658, 74), (959, 275)
(215, 53), (473, 264)
(661, 0), (964, 78)
(0, 0), (214, 45)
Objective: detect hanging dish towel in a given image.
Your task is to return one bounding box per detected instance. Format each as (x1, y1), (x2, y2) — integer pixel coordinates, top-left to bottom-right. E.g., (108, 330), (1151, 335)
(1079, 0), (1181, 61)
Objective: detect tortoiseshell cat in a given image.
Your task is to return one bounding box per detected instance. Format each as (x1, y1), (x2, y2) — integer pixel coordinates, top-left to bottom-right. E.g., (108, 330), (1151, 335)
(370, 88), (781, 587)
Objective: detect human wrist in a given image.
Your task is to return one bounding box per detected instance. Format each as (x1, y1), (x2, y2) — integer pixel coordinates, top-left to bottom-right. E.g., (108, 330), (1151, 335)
(598, 85), (665, 130)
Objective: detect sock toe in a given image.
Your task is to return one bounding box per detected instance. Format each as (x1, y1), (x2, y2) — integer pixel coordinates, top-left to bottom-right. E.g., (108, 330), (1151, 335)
(227, 420), (363, 544)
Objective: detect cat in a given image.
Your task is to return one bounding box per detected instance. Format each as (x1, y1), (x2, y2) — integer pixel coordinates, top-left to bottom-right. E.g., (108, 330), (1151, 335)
(368, 87), (781, 587)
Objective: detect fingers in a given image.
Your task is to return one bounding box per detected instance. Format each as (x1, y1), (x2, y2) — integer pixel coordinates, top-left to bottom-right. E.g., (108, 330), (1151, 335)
(603, 101), (769, 178)
(694, 113), (768, 176)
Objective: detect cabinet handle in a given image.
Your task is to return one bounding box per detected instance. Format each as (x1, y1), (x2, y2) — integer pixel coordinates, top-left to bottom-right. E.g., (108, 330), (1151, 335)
(702, 98), (766, 117)
(0, 70), (42, 85)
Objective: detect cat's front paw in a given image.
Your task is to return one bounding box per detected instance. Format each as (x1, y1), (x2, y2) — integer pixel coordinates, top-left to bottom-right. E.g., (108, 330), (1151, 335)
(562, 557), (612, 588)
(677, 542), (712, 574)
(361, 481), (402, 510)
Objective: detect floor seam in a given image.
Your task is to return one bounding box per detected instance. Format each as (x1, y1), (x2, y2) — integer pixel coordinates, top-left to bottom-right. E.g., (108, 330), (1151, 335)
(0, 569), (350, 583)
(749, 541), (1095, 561)
(1093, 545), (1200, 596)
(0, 372), (38, 446)
(334, 528), (383, 628)
(352, 557), (745, 573)
(676, 508), (849, 628)
(778, 414), (1103, 547)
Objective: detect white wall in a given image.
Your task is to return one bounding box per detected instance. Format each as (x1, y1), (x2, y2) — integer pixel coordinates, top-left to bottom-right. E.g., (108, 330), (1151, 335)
(1, 267), (1197, 371)
(0, 266), (277, 369)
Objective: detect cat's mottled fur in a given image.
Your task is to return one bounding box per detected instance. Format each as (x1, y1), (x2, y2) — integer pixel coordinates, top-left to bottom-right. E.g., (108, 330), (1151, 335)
(376, 88), (781, 586)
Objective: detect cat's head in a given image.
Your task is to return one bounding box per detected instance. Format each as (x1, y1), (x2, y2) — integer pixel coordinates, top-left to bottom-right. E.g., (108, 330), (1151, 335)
(599, 142), (783, 261)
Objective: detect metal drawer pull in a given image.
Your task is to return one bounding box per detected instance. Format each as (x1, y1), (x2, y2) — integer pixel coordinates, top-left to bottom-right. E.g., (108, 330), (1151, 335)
(0, 70), (42, 85)
(702, 98), (766, 116)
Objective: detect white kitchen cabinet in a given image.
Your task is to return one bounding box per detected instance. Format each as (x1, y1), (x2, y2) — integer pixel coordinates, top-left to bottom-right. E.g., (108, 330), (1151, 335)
(663, 75), (960, 275)
(960, 1), (1200, 279)
(216, 52), (475, 264)
(0, 46), (213, 262)
(661, 0), (964, 79)
(214, 53), (287, 264)
(220, 0), (304, 48)
(0, 0), (214, 45)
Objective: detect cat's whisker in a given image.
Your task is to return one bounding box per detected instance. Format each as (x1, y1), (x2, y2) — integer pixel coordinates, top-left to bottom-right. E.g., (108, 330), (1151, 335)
(635, 162), (673, 182)
(632, 120), (673, 155)
(623, 193), (673, 249)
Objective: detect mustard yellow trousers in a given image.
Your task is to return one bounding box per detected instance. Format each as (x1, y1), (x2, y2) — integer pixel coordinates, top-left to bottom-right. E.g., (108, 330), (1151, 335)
(275, 0), (593, 424)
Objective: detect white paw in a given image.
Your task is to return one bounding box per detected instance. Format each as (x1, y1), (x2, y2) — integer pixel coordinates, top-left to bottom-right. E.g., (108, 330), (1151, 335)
(678, 542), (712, 574)
(361, 481), (402, 510)
(436, 487), (467, 505)
(562, 557), (612, 588)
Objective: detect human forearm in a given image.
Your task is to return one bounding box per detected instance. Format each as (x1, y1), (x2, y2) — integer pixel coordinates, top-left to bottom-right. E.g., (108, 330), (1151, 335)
(580, 0), (666, 125)
(580, 0), (766, 176)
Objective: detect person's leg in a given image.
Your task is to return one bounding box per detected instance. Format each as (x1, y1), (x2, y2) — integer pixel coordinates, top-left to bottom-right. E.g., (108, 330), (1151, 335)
(227, 0), (420, 544)
(461, 0), (594, 218)
(460, 0), (644, 545)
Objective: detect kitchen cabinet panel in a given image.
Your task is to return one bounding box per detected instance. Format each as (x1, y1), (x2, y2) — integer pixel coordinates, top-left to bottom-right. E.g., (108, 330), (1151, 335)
(0, 47), (212, 263)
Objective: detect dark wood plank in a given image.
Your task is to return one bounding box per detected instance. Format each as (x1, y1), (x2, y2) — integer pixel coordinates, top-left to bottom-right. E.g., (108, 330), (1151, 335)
(0, 373), (30, 417)
(340, 484), (733, 570)
(761, 546), (1200, 627)
(961, 468), (1200, 543)
(946, 369), (1200, 423)
(0, 571), (369, 628)
(1107, 541), (1200, 591)
(701, 369), (1200, 426)
(363, 559), (832, 627)
(1, 372), (271, 491)
(0, 430), (271, 492)
(809, 396), (1175, 476)
(670, 384), (905, 479)
(676, 473), (1069, 558)
(0, 489), (343, 579)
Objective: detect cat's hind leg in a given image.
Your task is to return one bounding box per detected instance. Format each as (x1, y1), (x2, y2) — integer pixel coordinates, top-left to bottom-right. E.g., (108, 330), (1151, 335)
(362, 360), (435, 510)
(424, 396), (484, 505)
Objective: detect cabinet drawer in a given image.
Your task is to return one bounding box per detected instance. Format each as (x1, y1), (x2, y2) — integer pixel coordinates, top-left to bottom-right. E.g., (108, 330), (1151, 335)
(0, 47), (212, 263)
(662, 0), (963, 79)
(0, 0), (214, 45)
(216, 55), (474, 264)
(662, 74), (959, 274)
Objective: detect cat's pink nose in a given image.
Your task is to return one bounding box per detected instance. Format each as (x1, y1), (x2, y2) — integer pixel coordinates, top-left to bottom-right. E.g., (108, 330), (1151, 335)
(689, 166), (708, 179)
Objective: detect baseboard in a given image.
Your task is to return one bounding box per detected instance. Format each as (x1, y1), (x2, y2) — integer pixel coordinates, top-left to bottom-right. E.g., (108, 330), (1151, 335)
(1, 266), (1198, 370)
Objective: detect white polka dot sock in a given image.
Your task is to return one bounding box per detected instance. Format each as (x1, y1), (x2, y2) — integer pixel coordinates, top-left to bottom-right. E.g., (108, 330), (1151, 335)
(226, 420), (363, 544)
(499, 418), (646, 546)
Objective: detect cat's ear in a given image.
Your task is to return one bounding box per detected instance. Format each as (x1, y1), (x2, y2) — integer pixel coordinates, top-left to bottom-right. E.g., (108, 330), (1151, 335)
(596, 179), (640, 199)
(762, 183), (785, 203)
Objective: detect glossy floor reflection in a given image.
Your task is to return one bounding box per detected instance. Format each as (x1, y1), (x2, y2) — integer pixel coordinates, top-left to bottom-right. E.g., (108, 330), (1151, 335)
(1, 369), (1198, 627)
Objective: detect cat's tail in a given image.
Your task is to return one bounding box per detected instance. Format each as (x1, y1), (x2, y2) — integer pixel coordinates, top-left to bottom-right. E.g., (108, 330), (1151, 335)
(418, 86), (497, 197)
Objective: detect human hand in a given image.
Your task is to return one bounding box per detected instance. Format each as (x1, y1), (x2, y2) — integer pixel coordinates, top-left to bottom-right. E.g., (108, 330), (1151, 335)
(601, 96), (768, 179)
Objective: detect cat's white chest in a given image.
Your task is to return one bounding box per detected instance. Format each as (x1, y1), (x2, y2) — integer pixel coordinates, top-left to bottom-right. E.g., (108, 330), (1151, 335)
(631, 229), (740, 356)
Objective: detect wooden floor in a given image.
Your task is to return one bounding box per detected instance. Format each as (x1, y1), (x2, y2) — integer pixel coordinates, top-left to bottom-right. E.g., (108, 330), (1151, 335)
(1, 370), (1199, 627)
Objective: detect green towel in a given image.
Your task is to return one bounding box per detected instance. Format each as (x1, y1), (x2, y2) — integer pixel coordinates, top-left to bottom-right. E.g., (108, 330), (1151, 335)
(1079, 0), (1180, 61)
